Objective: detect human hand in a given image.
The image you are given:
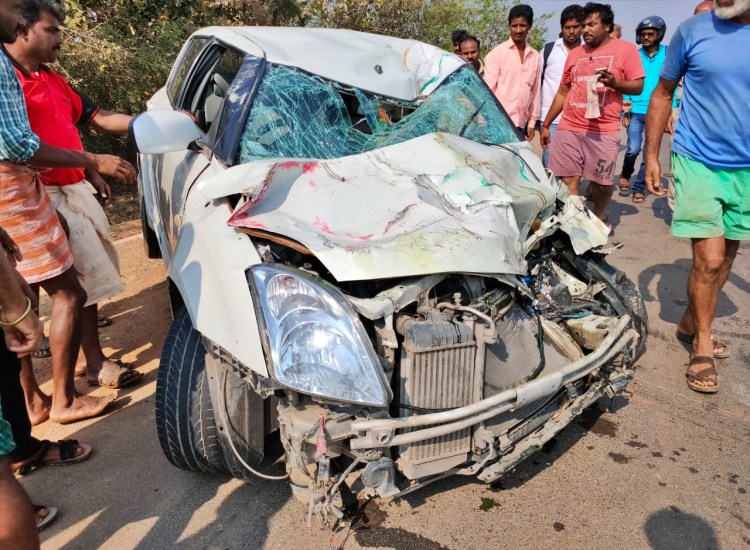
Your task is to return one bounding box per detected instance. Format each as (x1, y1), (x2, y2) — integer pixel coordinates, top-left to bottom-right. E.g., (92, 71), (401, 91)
(621, 112), (631, 129)
(0, 227), (21, 264)
(540, 127), (551, 149)
(597, 69), (617, 89)
(667, 108), (679, 134)
(93, 154), (136, 185)
(645, 158), (667, 196)
(3, 311), (43, 357)
(526, 126), (535, 142)
(87, 170), (112, 205)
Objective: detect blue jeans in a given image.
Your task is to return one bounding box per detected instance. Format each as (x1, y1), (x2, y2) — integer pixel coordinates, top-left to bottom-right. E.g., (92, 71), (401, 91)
(632, 163), (647, 195)
(622, 112), (646, 183)
(542, 123), (558, 169)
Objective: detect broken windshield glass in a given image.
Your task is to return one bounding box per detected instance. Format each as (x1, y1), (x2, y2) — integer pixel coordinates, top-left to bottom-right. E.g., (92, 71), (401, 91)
(238, 65), (518, 162)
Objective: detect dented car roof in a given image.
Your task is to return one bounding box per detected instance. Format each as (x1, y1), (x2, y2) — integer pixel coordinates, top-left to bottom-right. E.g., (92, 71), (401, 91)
(197, 26), (466, 101)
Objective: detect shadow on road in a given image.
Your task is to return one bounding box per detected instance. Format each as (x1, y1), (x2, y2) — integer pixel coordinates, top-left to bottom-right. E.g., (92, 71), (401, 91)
(606, 197), (639, 230)
(651, 196), (673, 226)
(26, 400), (292, 548)
(399, 400), (624, 510)
(644, 507), (720, 550)
(638, 258), (748, 324)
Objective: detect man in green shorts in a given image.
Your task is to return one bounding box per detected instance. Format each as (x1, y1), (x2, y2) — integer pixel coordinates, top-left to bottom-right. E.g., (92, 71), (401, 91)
(645, 0), (750, 394)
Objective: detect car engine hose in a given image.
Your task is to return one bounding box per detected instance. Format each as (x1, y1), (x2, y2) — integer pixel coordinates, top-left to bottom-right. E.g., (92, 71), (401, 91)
(220, 370), (290, 481)
(528, 311), (546, 381)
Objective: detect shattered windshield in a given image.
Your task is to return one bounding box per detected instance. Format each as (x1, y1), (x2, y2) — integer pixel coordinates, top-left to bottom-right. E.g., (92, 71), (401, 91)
(238, 64), (517, 162)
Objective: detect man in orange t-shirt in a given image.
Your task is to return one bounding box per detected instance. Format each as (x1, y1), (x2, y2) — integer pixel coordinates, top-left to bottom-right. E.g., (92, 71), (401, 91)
(541, 3), (645, 223)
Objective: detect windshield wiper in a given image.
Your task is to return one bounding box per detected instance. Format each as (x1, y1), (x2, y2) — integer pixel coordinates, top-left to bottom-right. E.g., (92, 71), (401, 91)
(459, 100), (486, 137)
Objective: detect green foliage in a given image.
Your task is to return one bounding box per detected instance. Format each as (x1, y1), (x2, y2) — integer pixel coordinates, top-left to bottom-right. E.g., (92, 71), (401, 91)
(298, 0), (551, 52)
(59, 0), (551, 130)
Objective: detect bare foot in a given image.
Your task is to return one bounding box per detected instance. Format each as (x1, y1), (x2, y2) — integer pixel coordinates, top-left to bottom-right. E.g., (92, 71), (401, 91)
(49, 393), (117, 424)
(26, 393), (51, 426)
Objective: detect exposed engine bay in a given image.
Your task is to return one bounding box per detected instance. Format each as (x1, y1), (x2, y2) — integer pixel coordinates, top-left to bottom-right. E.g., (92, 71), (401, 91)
(206, 231), (644, 527)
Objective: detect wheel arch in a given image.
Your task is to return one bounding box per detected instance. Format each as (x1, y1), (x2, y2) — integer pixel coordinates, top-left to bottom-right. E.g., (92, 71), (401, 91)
(168, 185), (270, 378)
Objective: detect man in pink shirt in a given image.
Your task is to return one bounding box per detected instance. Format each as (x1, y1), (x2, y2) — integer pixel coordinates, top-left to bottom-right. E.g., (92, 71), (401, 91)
(540, 2), (644, 223)
(483, 4), (541, 141)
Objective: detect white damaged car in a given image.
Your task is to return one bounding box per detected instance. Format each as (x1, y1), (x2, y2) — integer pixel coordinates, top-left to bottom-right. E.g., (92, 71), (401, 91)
(132, 27), (647, 522)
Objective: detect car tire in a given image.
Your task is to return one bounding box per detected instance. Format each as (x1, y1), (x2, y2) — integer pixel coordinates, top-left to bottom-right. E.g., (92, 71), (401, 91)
(155, 308), (226, 473)
(140, 197), (162, 259)
(573, 252), (648, 357)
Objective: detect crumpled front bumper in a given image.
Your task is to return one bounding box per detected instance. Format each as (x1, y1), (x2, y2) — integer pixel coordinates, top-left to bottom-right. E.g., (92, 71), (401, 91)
(349, 315), (638, 454)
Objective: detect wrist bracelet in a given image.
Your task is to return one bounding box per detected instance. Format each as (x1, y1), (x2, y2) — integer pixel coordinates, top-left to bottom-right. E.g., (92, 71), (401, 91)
(542, 123), (550, 129)
(0, 297), (32, 327)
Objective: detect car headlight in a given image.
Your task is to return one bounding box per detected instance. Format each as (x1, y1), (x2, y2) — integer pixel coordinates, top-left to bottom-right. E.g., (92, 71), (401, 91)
(250, 265), (391, 407)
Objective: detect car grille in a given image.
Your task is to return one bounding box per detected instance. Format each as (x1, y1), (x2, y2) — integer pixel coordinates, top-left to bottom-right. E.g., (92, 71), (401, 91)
(398, 341), (475, 478)
(398, 305), (575, 478)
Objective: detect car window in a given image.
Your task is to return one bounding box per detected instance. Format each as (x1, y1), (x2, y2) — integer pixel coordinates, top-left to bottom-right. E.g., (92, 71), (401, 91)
(237, 65), (518, 163)
(182, 47), (245, 133)
(167, 37), (207, 106)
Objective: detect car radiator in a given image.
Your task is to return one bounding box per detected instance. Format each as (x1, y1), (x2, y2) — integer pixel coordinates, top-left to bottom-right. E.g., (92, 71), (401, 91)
(483, 304), (574, 436)
(396, 303), (579, 479)
(397, 313), (475, 480)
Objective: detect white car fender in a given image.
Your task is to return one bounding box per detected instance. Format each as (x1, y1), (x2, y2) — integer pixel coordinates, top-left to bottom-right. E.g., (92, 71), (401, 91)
(170, 177), (269, 377)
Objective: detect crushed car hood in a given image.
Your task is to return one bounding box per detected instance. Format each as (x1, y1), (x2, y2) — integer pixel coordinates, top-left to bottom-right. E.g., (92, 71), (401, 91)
(209, 133), (557, 281)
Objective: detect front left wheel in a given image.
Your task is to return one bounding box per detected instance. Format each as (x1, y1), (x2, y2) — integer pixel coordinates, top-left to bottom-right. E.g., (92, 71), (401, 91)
(155, 308), (226, 473)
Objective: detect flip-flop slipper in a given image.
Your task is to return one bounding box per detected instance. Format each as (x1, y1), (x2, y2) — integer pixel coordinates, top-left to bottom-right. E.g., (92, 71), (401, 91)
(35, 505), (58, 532)
(87, 361), (143, 389)
(76, 358), (137, 379)
(686, 355), (719, 394)
(676, 330), (730, 359)
(97, 314), (112, 328)
(13, 439), (93, 475)
(633, 193), (645, 203)
(618, 182), (630, 194)
(31, 336), (51, 359)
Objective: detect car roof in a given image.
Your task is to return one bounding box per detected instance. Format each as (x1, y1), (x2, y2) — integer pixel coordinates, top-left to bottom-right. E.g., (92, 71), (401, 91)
(193, 26), (466, 101)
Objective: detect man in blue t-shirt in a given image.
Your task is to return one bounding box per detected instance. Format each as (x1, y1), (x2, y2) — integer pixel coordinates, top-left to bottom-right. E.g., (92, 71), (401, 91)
(620, 15), (671, 202)
(644, 1), (750, 395)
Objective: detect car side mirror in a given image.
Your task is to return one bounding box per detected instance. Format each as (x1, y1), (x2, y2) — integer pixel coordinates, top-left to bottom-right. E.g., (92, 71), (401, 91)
(130, 110), (204, 154)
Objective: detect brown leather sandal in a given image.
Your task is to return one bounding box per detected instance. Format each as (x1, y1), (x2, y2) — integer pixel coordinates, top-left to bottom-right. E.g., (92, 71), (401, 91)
(686, 355), (719, 394)
(676, 331), (730, 359)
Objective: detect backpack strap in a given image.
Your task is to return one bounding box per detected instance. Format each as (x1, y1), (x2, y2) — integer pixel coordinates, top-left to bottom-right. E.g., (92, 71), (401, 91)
(541, 41), (555, 83)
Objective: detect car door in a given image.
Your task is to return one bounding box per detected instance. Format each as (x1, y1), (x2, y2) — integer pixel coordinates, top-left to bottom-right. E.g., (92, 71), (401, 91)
(141, 39), (246, 260)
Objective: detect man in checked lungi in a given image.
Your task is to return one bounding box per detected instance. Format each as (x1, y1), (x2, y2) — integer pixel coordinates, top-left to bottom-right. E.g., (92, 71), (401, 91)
(0, 0), (136, 424)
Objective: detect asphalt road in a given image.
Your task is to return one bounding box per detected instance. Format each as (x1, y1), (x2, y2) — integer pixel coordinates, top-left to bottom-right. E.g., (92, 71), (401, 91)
(23, 137), (749, 550)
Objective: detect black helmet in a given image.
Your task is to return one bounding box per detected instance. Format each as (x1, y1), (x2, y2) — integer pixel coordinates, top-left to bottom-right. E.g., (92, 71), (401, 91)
(636, 16), (666, 44)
